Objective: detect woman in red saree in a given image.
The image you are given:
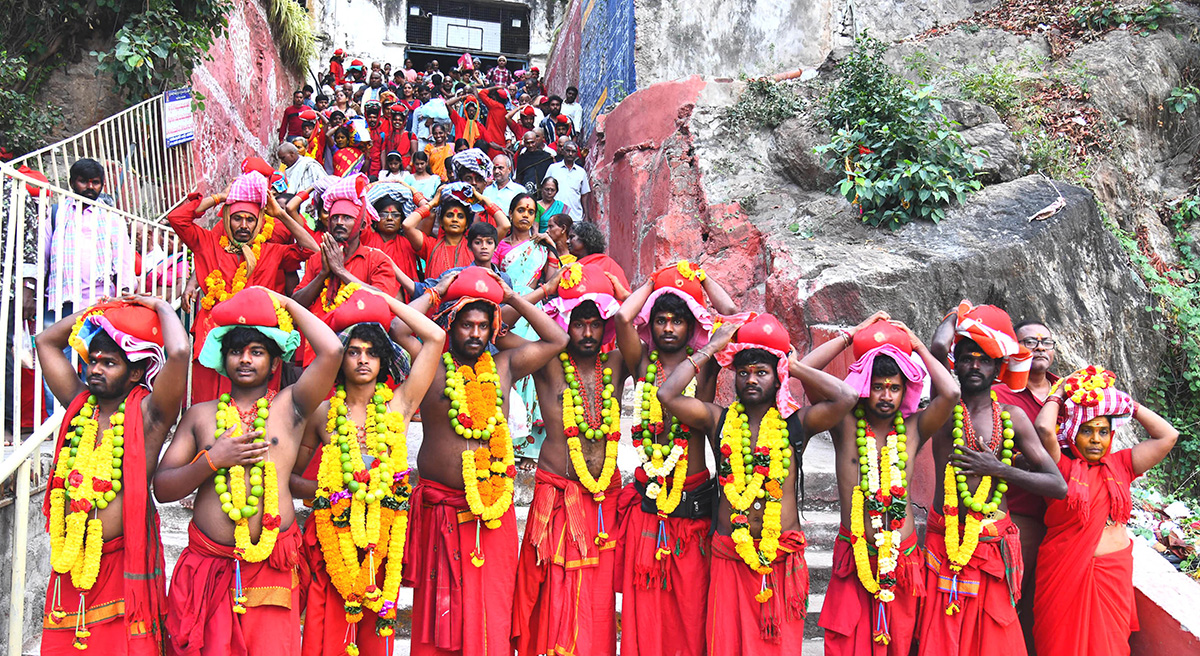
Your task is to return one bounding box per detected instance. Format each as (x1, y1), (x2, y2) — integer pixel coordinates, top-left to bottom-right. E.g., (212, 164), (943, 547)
(1031, 366), (1177, 656)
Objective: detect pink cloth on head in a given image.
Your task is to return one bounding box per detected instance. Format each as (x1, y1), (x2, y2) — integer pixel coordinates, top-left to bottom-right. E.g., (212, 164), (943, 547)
(322, 173), (375, 227)
(633, 287), (713, 350)
(223, 171), (268, 216)
(843, 343), (927, 417)
(714, 312), (801, 418)
(545, 293), (621, 347)
(1057, 385), (1134, 451)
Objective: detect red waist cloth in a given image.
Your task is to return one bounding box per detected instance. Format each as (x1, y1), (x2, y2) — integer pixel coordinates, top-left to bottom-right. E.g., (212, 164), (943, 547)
(917, 512), (1025, 656)
(41, 536), (161, 656)
(165, 521), (302, 656)
(402, 478), (517, 656)
(299, 518), (392, 656)
(821, 525), (924, 656)
(706, 530), (808, 656)
(614, 469), (711, 656)
(512, 468), (621, 656)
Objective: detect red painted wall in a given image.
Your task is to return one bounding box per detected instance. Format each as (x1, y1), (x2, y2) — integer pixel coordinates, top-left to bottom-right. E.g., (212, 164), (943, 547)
(190, 0), (301, 196)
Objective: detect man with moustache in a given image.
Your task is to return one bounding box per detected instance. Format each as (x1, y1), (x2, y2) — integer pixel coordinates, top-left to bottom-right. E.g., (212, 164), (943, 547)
(37, 296), (190, 654)
(802, 313), (960, 655)
(31, 158), (136, 323)
(993, 319), (1059, 653)
(401, 266), (567, 656)
(168, 170), (319, 403)
(609, 261), (737, 656)
(154, 287), (343, 655)
(511, 263), (626, 656)
(920, 302), (1067, 656)
(660, 314), (860, 656)
(293, 175), (402, 331)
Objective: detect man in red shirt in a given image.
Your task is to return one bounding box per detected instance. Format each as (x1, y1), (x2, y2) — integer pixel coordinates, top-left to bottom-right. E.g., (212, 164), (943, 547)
(508, 105), (538, 143)
(993, 319), (1060, 653)
(293, 175), (402, 333)
(278, 90), (307, 141)
(381, 109), (415, 169)
(362, 101), (389, 180)
(167, 170), (318, 403)
(330, 48), (346, 85)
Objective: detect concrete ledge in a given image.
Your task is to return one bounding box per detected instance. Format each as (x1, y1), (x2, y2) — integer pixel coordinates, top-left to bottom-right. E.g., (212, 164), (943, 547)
(1131, 538), (1200, 653)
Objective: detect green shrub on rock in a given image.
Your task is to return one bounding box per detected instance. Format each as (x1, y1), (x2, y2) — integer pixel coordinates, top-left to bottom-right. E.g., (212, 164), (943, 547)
(815, 35), (982, 230)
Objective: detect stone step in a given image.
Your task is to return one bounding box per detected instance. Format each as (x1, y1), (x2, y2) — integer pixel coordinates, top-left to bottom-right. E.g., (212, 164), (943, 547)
(800, 509), (842, 547)
(806, 593), (826, 639)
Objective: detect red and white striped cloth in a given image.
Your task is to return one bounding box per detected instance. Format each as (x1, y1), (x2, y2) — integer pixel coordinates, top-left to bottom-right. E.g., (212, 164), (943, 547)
(950, 300), (1033, 392)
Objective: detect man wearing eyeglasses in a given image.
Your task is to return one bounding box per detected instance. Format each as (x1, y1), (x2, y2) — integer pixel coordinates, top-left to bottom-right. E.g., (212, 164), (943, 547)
(993, 319), (1059, 655)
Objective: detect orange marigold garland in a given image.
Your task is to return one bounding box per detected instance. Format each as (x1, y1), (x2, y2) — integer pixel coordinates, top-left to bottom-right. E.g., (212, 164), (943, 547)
(560, 350), (621, 545)
(445, 351), (515, 548)
(47, 394), (125, 649)
(314, 383), (412, 648)
(201, 214), (276, 310)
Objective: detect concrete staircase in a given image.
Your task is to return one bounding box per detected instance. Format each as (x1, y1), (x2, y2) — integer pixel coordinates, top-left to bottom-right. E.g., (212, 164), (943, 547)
(154, 422), (842, 655)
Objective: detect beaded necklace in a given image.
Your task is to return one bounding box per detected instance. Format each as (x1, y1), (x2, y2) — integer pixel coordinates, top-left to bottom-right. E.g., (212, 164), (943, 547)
(561, 351), (620, 540)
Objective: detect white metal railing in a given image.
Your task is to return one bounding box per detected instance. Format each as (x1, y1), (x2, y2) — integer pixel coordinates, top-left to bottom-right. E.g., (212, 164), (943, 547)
(0, 165), (192, 654)
(10, 95), (197, 222)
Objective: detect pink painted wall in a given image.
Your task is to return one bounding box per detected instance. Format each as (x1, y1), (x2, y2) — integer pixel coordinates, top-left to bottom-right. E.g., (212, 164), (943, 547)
(190, 0), (301, 196)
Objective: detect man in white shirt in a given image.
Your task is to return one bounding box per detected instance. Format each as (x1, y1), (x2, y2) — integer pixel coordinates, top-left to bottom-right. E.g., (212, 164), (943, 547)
(482, 154), (526, 213)
(561, 86), (584, 133)
(543, 141), (590, 221)
(278, 142), (326, 194)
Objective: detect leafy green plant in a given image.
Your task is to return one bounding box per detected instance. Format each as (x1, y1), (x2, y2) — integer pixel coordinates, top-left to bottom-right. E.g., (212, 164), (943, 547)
(267, 0), (316, 76)
(0, 53), (64, 156)
(722, 78), (805, 130)
(1070, 0), (1176, 31)
(1166, 85), (1200, 114)
(814, 35), (982, 229)
(903, 51), (938, 83)
(91, 0), (232, 103)
(954, 62), (1026, 116)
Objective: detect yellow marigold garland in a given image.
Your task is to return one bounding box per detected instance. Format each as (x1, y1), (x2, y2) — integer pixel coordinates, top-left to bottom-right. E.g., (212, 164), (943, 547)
(313, 383), (412, 647)
(320, 281), (362, 314)
(445, 352), (515, 538)
(717, 403), (791, 600)
(941, 393), (1013, 614)
(560, 352), (621, 502)
(213, 395), (282, 567)
(47, 395), (125, 648)
(849, 406), (909, 628)
(201, 214), (276, 310)
(633, 350), (697, 519)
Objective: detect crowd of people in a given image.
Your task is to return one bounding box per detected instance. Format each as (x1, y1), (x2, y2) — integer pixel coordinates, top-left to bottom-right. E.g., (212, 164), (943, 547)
(276, 50), (590, 225)
(22, 47), (1178, 656)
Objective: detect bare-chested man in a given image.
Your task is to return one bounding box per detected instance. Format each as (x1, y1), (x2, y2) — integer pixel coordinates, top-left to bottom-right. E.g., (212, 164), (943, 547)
(802, 313), (960, 655)
(155, 286), (342, 655)
(510, 262), (627, 656)
(660, 313), (858, 656)
(610, 261), (737, 656)
(38, 296), (189, 654)
(293, 286), (446, 656)
(402, 265), (566, 656)
(919, 302), (1067, 656)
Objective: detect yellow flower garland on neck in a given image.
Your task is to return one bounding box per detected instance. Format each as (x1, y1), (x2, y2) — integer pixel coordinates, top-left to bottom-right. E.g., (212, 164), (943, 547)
(445, 351), (515, 534)
(560, 351), (621, 502)
(633, 351), (696, 517)
(214, 395), (281, 564)
(201, 214), (276, 310)
(48, 395), (125, 649)
(314, 383), (411, 646)
(849, 407), (909, 610)
(717, 403), (791, 593)
(941, 394), (1013, 614)
(321, 281), (362, 314)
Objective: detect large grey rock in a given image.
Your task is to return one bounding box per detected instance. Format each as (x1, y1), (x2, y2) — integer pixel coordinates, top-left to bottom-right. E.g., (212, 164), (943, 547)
(771, 117), (841, 191)
(940, 98), (1001, 129)
(959, 122), (1021, 183)
(763, 175), (1165, 399)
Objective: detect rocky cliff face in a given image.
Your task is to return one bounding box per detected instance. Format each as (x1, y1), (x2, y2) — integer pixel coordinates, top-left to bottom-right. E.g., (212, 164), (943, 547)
(585, 15), (1199, 399)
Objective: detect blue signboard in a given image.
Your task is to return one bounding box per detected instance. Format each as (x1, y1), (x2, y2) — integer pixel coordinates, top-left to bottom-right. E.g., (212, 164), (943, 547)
(163, 88), (195, 147)
(578, 0), (637, 136)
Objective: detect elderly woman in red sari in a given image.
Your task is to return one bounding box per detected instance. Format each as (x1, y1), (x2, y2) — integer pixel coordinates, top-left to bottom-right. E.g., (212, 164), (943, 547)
(1031, 366), (1177, 656)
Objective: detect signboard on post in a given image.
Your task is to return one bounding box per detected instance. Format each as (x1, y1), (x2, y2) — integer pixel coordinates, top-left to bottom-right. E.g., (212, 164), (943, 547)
(163, 88), (195, 147)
